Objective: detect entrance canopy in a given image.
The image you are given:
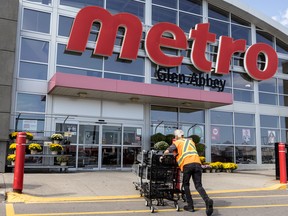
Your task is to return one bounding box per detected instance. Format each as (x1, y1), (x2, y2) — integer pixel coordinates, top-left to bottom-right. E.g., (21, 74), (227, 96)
(48, 72), (233, 109)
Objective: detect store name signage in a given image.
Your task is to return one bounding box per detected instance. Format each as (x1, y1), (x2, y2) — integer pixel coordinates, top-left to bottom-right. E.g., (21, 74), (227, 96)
(66, 6), (278, 81)
(156, 68), (226, 92)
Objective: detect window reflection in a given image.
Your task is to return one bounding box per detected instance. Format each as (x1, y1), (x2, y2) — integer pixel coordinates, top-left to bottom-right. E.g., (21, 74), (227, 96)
(17, 93), (46, 112)
(19, 62), (47, 80)
(21, 38), (49, 63)
(211, 145), (233, 162)
(60, 0), (103, 8)
(23, 9), (51, 33)
(152, 6), (177, 24)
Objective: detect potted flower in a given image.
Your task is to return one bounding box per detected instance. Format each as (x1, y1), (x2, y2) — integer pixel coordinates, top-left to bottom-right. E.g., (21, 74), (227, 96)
(49, 143), (63, 154)
(7, 154), (16, 165)
(28, 143), (42, 154)
(9, 131), (34, 141)
(9, 143), (17, 153)
(51, 133), (64, 143)
(222, 162), (238, 173)
(56, 155), (69, 166)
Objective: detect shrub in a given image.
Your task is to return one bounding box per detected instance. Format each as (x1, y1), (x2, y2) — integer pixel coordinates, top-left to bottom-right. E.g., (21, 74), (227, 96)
(151, 133), (166, 144)
(153, 141), (169, 150)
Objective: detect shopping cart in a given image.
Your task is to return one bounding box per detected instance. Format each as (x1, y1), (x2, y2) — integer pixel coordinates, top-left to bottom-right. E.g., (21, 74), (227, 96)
(133, 150), (184, 213)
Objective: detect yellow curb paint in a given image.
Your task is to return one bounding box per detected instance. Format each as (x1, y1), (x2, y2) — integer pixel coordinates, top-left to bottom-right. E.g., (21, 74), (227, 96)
(6, 184), (287, 204)
(6, 204), (15, 216)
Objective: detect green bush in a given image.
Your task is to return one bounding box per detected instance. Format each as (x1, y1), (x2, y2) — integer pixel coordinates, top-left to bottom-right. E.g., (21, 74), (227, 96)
(151, 133), (166, 144)
(165, 134), (174, 144)
(189, 134), (201, 144)
(153, 141), (169, 150)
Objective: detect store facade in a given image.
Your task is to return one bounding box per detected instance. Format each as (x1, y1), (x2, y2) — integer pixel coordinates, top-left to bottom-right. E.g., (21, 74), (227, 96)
(1, 0), (288, 171)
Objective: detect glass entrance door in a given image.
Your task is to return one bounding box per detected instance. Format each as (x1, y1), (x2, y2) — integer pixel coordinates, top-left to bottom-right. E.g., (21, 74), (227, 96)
(56, 121), (142, 170)
(101, 125), (122, 169)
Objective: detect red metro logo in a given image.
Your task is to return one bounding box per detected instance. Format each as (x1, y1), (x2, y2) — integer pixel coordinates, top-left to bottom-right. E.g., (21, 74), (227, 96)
(66, 6), (278, 81)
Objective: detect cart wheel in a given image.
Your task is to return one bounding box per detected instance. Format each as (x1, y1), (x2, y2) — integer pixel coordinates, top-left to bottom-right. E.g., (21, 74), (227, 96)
(150, 206), (155, 213)
(175, 204), (180, 211)
(145, 201), (148, 206)
(156, 200), (160, 206)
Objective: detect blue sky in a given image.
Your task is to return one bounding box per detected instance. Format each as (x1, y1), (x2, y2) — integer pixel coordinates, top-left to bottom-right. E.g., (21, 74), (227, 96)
(236, 0), (288, 27)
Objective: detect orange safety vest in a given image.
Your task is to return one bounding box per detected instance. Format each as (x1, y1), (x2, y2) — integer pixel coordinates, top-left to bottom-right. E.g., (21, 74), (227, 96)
(174, 138), (201, 171)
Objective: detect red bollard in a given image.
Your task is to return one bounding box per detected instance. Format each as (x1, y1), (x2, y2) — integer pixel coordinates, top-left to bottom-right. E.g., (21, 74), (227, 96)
(278, 142), (287, 184)
(13, 132), (26, 193)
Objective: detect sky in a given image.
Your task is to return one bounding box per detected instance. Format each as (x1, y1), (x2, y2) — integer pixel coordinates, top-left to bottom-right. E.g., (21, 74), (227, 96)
(236, 0), (288, 28)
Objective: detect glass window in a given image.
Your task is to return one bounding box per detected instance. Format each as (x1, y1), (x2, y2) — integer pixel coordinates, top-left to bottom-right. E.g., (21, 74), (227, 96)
(279, 95), (288, 107)
(23, 9), (50, 33)
(231, 14), (250, 26)
(15, 114), (45, 136)
(56, 66), (102, 78)
(25, 0), (51, 5)
(261, 129), (279, 145)
(236, 146), (257, 164)
(60, 0), (103, 8)
(256, 30), (274, 47)
(208, 19), (229, 38)
(235, 113), (255, 126)
(235, 127), (255, 145)
(107, 0), (144, 22)
(58, 16), (73, 37)
(211, 111), (232, 125)
(234, 89), (254, 103)
(102, 125), (121, 145)
(56, 123), (78, 143)
(179, 13), (202, 33)
(277, 59), (288, 74)
(208, 4), (229, 21)
(179, 108), (204, 124)
(276, 38), (288, 55)
(278, 79), (288, 94)
(231, 24), (251, 45)
(280, 116), (288, 129)
(260, 115), (278, 128)
(57, 44), (103, 70)
(21, 38), (49, 63)
(19, 62), (48, 80)
(261, 147), (275, 164)
(211, 145), (234, 162)
(79, 125), (99, 144)
(152, 0), (177, 8)
(259, 79), (277, 93)
(104, 54), (144, 75)
(16, 93), (46, 112)
(259, 93), (277, 105)
(179, 0), (202, 14)
(211, 125), (233, 144)
(233, 72), (254, 90)
(152, 5), (177, 24)
(151, 106), (177, 122)
(104, 73), (144, 82)
(123, 127), (142, 146)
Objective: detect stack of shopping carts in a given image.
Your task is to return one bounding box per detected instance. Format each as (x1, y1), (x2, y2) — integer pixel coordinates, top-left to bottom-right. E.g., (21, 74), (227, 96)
(133, 150), (184, 213)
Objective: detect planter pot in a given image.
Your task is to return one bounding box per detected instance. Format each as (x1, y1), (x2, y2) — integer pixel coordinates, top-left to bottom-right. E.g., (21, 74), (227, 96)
(60, 162), (67, 166)
(30, 150), (37, 155)
(211, 169), (216, 173)
(204, 169), (211, 173)
(226, 169), (232, 173)
(53, 140), (60, 144)
(11, 161), (15, 166)
(51, 151), (58, 155)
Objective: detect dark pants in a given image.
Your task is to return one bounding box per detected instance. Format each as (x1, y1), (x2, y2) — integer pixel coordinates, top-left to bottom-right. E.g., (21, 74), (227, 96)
(182, 163), (209, 207)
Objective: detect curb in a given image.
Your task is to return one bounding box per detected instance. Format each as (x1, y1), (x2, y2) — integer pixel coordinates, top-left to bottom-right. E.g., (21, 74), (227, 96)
(6, 184), (287, 204)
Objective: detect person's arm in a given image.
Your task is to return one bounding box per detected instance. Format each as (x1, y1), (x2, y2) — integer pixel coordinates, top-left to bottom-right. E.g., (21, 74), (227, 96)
(160, 144), (176, 162)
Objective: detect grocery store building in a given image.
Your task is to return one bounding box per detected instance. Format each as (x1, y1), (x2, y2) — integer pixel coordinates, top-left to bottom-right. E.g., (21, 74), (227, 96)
(1, 0), (288, 172)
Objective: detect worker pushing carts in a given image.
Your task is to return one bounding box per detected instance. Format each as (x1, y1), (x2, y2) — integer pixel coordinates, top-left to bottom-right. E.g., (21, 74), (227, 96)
(133, 150), (184, 213)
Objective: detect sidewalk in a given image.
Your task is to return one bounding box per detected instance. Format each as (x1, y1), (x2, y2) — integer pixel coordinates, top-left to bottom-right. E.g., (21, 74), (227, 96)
(0, 169), (286, 203)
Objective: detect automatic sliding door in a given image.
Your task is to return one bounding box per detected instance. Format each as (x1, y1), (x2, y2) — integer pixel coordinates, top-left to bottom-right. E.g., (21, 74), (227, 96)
(101, 125), (121, 169)
(78, 124), (100, 169)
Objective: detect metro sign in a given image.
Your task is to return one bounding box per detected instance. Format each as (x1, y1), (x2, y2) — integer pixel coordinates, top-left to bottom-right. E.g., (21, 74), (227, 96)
(66, 6), (278, 81)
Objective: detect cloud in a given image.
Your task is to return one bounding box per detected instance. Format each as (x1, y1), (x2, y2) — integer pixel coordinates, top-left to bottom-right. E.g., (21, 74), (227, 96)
(272, 8), (288, 27)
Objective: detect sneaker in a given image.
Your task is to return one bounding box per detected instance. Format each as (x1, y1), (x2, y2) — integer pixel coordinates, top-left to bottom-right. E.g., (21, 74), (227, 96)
(206, 199), (213, 216)
(184, 205), (195, 212)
